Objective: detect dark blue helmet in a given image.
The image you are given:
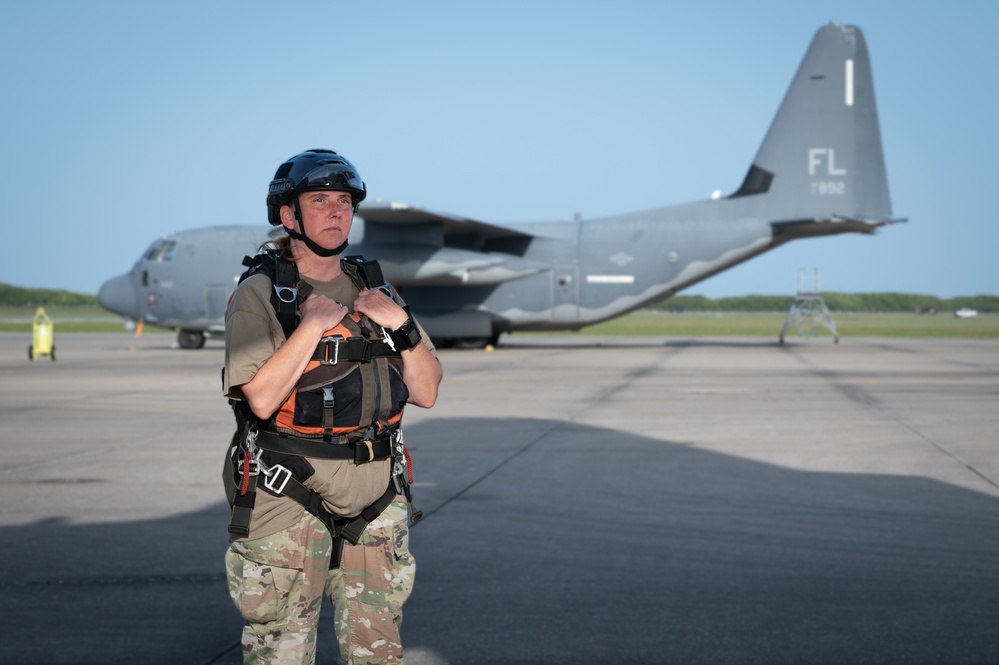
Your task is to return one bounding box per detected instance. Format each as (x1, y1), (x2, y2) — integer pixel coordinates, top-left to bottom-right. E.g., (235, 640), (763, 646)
(266, 149), (367, 226)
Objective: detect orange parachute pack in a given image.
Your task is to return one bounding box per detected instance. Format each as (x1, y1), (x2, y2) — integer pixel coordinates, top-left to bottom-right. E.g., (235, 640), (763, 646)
(272, 312), (409, 440)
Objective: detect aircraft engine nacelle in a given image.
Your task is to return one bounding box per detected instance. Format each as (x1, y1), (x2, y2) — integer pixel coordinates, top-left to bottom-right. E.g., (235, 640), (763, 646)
(413, 309), (494, 341)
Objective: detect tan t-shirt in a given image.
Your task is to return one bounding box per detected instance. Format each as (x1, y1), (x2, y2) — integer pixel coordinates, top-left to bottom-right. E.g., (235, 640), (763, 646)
(223, 268), (434, 541)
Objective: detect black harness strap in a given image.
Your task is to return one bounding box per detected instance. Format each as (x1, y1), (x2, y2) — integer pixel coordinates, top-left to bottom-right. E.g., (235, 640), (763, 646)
(271, 256), (300, 339)
(255, 429), (394, 463)
(225, 431), (398, 546)
(224, 431), (258, 538)
(257, 461), (398, 568)
(227, 476), (257, 538)
(311, 336), (399, 363)
(343, 256), (391, 295)
(240, 250), (302, 340)
(336, 481), (398, 545)
(254, 461), (399, 567)
(269, 471), (337, 532)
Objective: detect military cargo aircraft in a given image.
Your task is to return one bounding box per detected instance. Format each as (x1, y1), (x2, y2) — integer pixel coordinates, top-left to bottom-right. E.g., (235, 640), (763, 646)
(99, 23), (903, 349)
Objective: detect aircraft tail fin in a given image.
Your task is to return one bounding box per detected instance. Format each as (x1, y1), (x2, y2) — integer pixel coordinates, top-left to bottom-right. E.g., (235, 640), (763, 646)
(731, 24), (894, 225)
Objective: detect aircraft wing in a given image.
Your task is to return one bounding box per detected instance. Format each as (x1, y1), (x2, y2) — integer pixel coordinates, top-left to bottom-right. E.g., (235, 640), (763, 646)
(356, 202), (547, 286)
(358, 201), (535, 251)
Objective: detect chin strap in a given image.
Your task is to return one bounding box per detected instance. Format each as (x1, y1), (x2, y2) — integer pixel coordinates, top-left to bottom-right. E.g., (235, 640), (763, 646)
(289, 203), (349, 257)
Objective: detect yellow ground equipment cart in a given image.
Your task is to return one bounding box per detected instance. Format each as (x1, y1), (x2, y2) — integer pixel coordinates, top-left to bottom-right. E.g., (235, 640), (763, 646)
(29, 307), (56, 361)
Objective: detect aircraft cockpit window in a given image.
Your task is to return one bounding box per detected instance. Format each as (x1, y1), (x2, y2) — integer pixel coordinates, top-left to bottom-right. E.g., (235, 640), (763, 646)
(143, 240), (177, 262)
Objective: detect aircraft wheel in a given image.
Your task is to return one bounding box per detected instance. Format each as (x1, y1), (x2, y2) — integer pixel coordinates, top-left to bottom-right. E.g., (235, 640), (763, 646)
(51, 346), (57, 361)
(452, 337), (491, 350)
(28, 345), (33, 361)
(177, 329), (206, 349)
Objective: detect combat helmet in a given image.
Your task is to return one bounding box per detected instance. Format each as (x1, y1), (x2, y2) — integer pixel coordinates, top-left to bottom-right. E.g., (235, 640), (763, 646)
(266, 149), (367, 256)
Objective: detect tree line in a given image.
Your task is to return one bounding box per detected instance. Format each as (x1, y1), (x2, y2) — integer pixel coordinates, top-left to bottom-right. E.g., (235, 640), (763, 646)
(655, 292), (998, 313)
(0, 283), (99, 307)
(1, 282), (996, 314)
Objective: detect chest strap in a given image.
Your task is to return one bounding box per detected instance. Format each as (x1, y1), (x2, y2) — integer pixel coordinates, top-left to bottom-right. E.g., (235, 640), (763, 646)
(311, 335), (399, 364)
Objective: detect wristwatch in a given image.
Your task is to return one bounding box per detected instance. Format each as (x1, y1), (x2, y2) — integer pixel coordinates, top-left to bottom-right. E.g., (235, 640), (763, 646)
(388, 316), (422, 351)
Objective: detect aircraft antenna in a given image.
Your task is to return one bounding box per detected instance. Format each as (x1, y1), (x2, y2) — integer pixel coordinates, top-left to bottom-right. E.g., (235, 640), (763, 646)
(778, 268), (839, 344)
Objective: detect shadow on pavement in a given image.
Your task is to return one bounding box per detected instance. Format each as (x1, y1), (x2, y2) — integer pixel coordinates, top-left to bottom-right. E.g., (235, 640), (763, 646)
(2, 417), (997, 665)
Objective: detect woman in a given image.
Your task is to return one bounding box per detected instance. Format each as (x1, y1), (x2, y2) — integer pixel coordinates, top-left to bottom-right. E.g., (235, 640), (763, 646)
(222, 149), (442, 664)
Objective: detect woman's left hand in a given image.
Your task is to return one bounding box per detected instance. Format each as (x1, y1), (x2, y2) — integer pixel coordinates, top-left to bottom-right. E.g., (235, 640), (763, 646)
(352, 288), (409, 330)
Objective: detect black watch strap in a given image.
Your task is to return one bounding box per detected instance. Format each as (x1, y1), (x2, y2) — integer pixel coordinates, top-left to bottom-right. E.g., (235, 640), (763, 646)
(389, 316), (422, 351)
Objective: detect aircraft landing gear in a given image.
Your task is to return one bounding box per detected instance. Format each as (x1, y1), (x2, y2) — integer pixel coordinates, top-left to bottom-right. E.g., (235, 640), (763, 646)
(437, 331), (502, 350)
(452, 337), (490, 350)
(177, 329), (206, 349)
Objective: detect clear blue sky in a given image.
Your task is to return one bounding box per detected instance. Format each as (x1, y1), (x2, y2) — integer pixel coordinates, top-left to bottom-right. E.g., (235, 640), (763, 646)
(2, 0), (996, 298)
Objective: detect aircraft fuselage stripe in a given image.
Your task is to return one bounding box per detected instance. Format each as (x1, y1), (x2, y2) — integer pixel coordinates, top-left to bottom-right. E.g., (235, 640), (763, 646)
(586, 275), (636, 284)
(845, 59), (854, 107)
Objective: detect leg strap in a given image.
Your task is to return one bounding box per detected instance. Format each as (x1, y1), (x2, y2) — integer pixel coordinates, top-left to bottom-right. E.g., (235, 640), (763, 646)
(226, 433), (398, 547)
(335, 480), (397, 545)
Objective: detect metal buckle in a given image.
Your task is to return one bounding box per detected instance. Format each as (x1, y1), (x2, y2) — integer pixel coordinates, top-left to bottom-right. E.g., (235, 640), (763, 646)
(262, 464), (292, 495)
(274, 285), (298, 304)
(240, 426), (258, 452)
(236, 453), (261, 477)
(392, 460), (405, 494)
(246, 457), (261, 477)
(320, 335), (345, 365)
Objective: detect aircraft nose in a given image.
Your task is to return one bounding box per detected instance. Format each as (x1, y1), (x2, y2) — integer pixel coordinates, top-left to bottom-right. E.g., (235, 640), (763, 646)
(98, 274), (138, 318)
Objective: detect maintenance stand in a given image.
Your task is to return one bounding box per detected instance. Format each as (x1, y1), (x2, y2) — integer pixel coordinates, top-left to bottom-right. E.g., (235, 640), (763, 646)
(778, 269), (839, 344)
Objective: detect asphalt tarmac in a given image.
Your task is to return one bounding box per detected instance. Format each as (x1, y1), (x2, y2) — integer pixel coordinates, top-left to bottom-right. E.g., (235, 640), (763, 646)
(1, 332), (997, 665)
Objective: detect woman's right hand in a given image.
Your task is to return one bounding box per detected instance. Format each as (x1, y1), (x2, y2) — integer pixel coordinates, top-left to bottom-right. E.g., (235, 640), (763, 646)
(240, 293), (347, 420)
(299, 293), (348, 332)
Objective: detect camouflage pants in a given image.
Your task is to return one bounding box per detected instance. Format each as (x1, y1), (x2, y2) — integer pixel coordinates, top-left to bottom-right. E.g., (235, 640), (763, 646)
(225, 500), (415, 664)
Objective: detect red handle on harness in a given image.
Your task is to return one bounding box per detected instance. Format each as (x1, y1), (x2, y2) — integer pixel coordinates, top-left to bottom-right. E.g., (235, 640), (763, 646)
(240, 453), (251, 495)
